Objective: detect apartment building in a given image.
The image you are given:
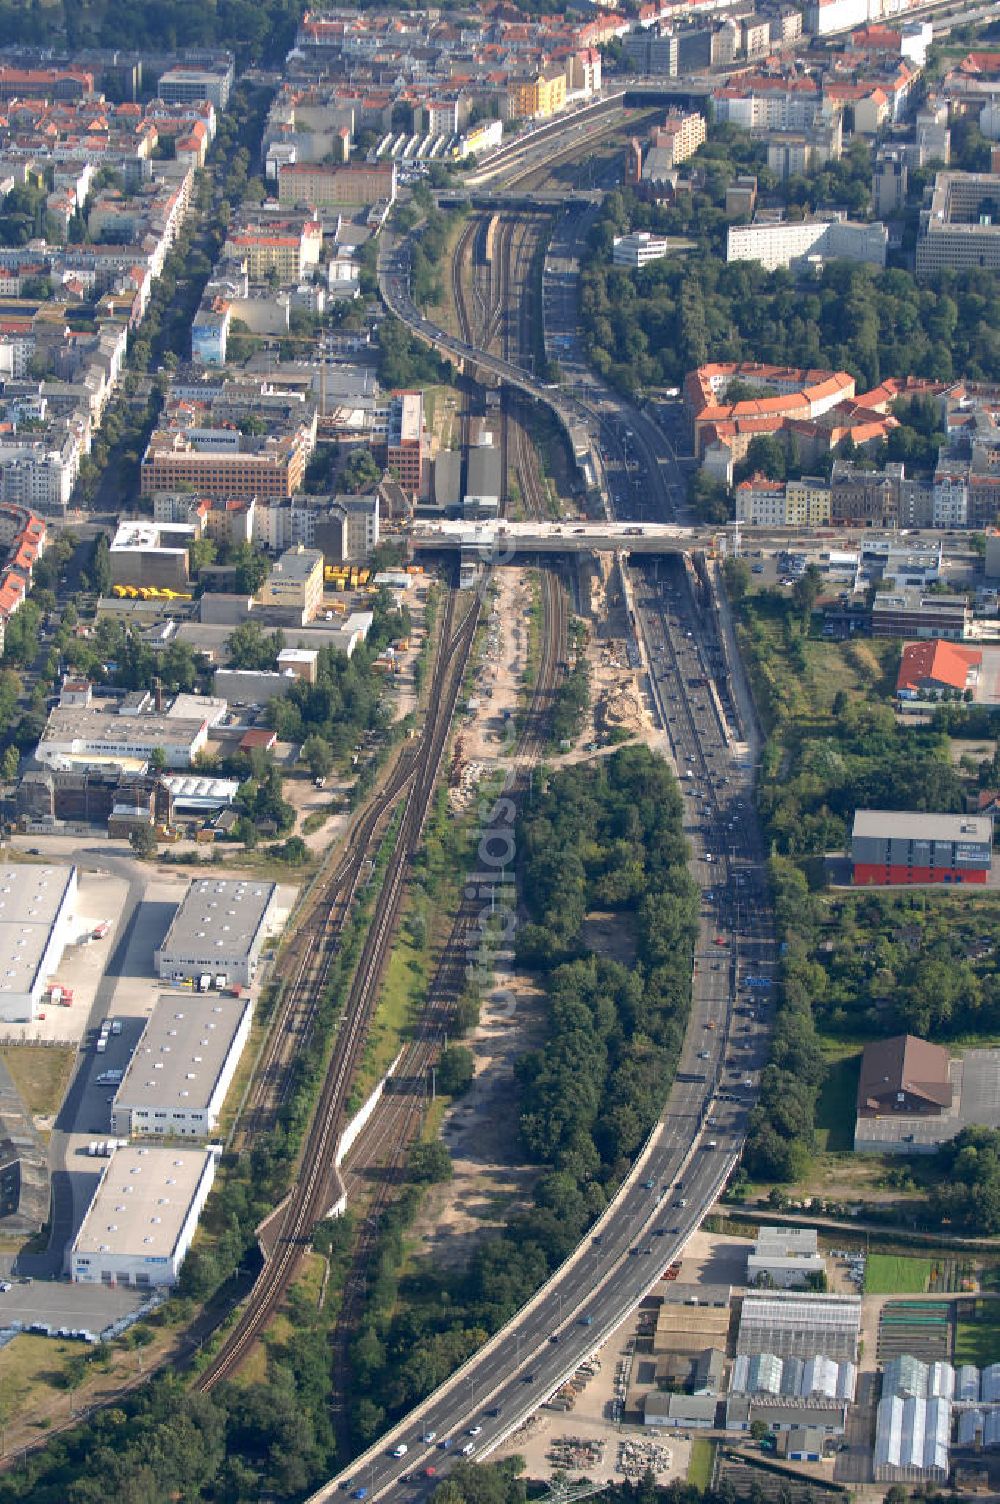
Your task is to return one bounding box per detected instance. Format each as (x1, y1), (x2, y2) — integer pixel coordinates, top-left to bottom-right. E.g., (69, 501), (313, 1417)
(933, 468), (969, 527)
(252, 493), (379, 561)
(222, 214), (322, 282)
(0, 428), (80, 516)
(786, 475), (832, 525)
(917, 173), (1000, 276)
(651, 109), (706, 168)
(687, 362), (856, 459)
(386, 391), (426, 499)
(277, 161), (397, 209)
(506, 65), (567, 121)
(873, 152), (908, 215)
(736, 473), (832, 526)
(0, 66), (94, 101)
(766, 117), (843, 180)
(727, 215), (887, 272)
(712, 77), (821, 133)
(830, 459), (904, 527)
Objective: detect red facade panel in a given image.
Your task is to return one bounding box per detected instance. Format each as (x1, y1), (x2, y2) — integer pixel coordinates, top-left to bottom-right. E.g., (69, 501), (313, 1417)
(853, 863), (988, 886)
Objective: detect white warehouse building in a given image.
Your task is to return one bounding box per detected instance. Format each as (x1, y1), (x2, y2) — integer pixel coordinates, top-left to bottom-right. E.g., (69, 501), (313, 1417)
(154, 878), (278, 988)
(69, 1143), (220, 1288)
(0, 863), (77, 1023)
(112, 993), (254, 1139)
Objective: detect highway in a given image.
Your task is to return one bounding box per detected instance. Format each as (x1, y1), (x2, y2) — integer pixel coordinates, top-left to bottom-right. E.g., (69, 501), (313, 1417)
(308, 550), (773, 1504)
(308, 410), (774, 1504)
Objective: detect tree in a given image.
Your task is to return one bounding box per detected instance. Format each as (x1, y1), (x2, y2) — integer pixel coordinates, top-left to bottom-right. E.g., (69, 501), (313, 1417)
(409, 1141), (453, 1183)
(148, 746), (167, 773)
(189, 537), (217, 574)
(1, 746), (18, 783)
(792, 564), (823, 619)
(93, 535), (112, 596)
(129, 825), (158, 858)
(436, 1045), (474, 1096)
(340, 448), (381, 494)
(301, 734), (334, 780)
(231, 542), (270, 596)
(233, 815), (258, 850)
(227, 620), (281, 671)
(722, 556), (751, 602)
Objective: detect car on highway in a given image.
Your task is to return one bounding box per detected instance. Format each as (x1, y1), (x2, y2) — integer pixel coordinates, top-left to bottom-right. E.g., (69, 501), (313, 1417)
(468, 1426), (482, 1437)
(422, 1431), (436, 1444)
(392, 1444), (408, 1459)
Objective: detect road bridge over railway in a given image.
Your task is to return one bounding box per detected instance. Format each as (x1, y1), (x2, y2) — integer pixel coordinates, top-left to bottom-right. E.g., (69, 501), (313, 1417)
(436, 189), (603, 211)
(412, 518), (711, 556)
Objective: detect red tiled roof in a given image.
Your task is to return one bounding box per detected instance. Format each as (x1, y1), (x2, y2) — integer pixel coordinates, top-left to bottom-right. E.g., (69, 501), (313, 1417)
(896, 639), (981, 696)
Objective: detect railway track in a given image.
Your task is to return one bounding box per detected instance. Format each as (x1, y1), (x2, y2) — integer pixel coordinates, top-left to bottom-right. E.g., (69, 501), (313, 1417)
(197, 586), (480, 1392)
(232, 754), (420, 1151)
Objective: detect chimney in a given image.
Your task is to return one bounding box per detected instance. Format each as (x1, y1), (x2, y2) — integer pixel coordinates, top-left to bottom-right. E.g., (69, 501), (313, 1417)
(154, 677), (163, 712)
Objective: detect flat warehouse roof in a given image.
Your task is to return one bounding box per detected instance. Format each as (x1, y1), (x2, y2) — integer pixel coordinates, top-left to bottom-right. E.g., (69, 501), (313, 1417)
(852, 810), (993, 843)
(0, 864), (75, 925)
(72, 1144), (218, 1262)
(115, 993), (253, 1113)
(0, 863), (75, 1000)
(158, 877), (277, 958)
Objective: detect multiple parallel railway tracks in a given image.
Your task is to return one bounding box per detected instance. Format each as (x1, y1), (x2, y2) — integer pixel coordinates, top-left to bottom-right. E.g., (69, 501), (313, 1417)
(199, 590), (479, 1391)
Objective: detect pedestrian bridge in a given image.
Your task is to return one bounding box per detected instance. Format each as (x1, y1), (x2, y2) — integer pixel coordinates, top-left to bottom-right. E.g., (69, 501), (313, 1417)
(411, 519), (710, 556)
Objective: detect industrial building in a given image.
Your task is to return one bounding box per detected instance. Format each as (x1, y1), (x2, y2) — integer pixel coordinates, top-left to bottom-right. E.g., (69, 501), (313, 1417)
(257, 544), (324, 623)
(154, 877), (278, 987)
(0, 864), (77, 1023)
(109, 520), (195, 592)
(35, 704), (210, 772)
(112, 993), (254, 1138)
(736, 1292), (861, 1363)
(69, 1143), (221, 1288)
(643, 1393), (718, 1429)
(725, 1396), (848, 1436)
(851, 810), (993, 886)
(872, 589), (971, 642)
(856, 1035), (953, 1120)
(895, 640), (981, 700)
(746, 1227), (827, 1289)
